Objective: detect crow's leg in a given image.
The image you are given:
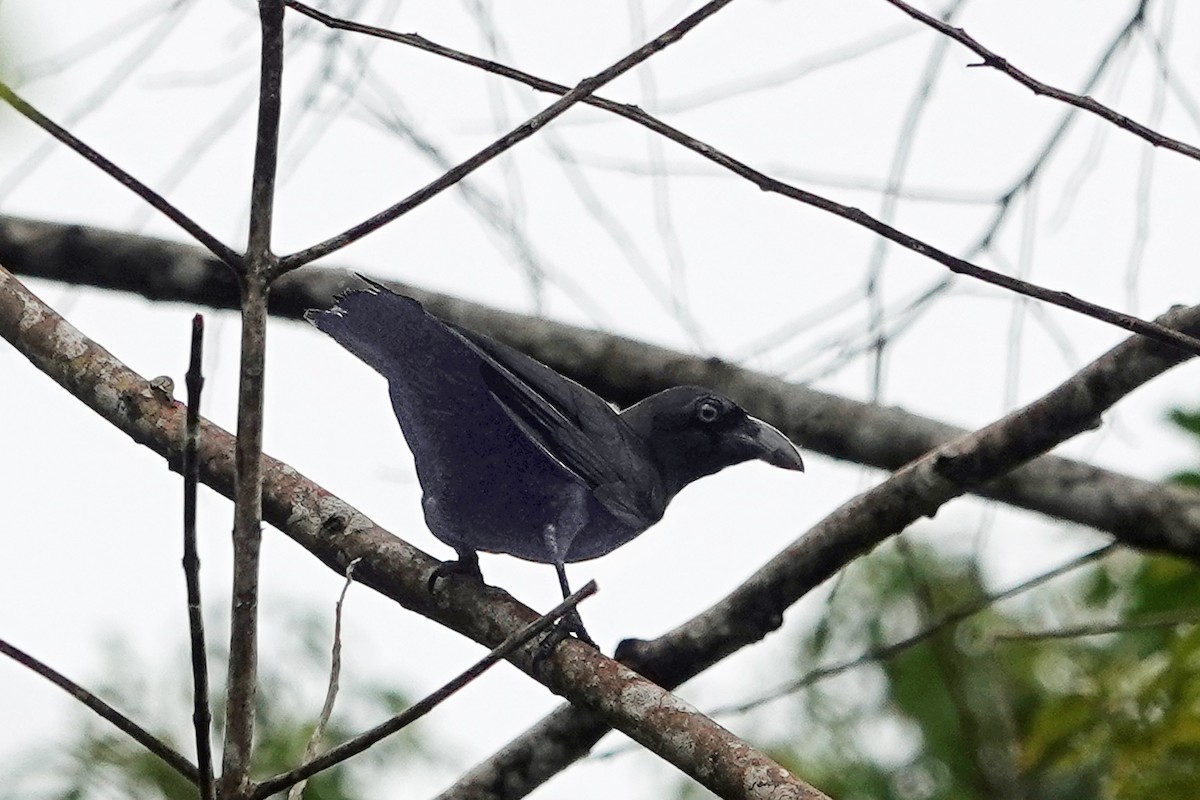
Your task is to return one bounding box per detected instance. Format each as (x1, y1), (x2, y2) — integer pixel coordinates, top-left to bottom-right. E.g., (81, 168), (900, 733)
(532, 524), (597, 672)
(427, 545), (483, 593)
(551, 560), (596, 648)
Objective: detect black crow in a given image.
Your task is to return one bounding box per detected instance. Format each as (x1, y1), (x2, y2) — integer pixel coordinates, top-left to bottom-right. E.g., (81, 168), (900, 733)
(309, 281), (804, 647)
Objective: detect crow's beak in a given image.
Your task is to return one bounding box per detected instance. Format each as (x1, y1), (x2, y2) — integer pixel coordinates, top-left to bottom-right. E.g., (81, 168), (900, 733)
(742, 416), (805, 472)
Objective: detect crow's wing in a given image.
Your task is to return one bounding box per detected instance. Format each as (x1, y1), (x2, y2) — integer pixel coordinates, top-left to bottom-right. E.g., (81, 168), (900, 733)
(448, 324), (666, 529)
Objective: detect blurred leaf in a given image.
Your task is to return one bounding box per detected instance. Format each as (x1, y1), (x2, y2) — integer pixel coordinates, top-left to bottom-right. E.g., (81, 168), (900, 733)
(1168, 409), (1200, 437)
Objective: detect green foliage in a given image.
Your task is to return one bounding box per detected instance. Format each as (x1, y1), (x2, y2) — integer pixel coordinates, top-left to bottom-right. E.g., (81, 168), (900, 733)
(1166, 409), (1200, 488)
(758, 544), (1200, 800)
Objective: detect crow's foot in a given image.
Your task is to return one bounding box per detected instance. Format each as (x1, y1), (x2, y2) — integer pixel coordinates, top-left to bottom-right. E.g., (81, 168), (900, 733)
(427, 553), (484, 593)
(532, 609), (597, 674)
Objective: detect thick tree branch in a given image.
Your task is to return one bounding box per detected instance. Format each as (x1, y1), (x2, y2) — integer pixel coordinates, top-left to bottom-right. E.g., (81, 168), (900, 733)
(4, 216), (1199, 559)
(0, 265), (827, 800)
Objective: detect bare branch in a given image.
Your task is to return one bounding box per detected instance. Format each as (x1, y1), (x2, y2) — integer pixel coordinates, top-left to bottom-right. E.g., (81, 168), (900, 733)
(280, 1), (1200, 357)
(5, 218), (1200, 560)
(247, 3), (285, 267)
(254, 580), (599, 800)
(882, 0), (1200, 163)
(995, 608), (1200, 642)
(221, 2), (286, 793)
(0, 637), (199, 785)
(0, 265), (827, 800)
(0, 82), (241, 268)
(277, 0), (736, 270)
(182, 313), (215, 800)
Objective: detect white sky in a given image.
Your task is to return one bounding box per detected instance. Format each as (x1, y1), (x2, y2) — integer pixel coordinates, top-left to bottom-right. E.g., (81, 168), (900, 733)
(2, 0), (1199, 797)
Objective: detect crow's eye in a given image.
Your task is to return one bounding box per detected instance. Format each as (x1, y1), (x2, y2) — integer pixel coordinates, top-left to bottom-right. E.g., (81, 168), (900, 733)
(696, 398), (721, 423)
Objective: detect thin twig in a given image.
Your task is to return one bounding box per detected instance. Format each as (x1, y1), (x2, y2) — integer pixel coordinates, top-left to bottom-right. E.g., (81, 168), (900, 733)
(974, 2), (1145, 255)
(286, 558), (361, 800)
(277, 0), (736, 270)
(251, 580), (600, 800)
(221, 1), (286, 795)
(282, 1), (1200, 357)
(0, 637), (199, 784)
(995, 607), (1200, 642)
(0, 81), (241, 268)
(182, 313), (215, 800)
(882, 0), (1200, 162)
(702, 544), (1115, 718)
(864, 0), (965, 400)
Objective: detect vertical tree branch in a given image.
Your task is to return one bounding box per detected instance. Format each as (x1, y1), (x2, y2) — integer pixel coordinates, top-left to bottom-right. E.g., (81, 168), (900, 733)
(221, 2), (285, 796)
(182, 314), (215, 800)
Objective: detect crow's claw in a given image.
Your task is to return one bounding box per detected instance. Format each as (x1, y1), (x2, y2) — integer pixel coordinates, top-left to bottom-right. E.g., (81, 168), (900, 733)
(427, 555), (484, 593)
(531, 609), (597, 674)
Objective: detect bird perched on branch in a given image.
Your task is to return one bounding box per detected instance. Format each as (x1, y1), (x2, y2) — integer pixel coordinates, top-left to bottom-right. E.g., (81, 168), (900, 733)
(309, 279), (804, 650)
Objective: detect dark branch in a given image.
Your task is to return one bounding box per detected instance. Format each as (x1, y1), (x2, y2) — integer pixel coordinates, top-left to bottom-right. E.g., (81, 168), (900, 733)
(182, 314), (215, 800)
(882, 0), (1200, 163)
(0, 637), (199, 785)
(221, 2), (286, 794)
(0, 82), (241, 269)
